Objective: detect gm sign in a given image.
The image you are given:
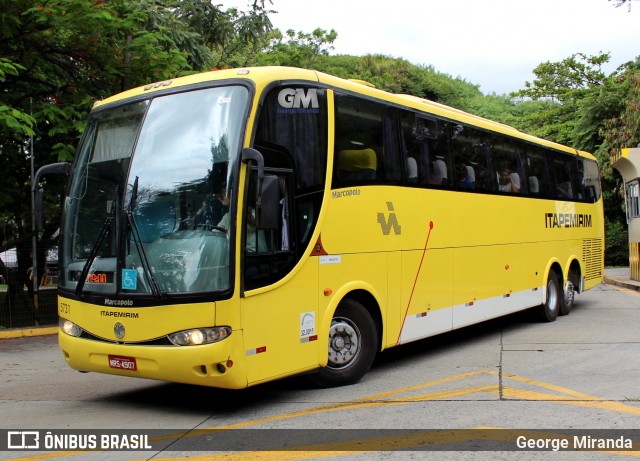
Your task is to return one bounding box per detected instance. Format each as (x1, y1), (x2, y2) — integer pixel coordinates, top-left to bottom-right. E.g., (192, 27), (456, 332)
(277, 88), (319, 109)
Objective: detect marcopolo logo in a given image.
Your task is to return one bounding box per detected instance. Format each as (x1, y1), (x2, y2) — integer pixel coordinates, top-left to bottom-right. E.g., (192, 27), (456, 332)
(277, 88), (320, 114)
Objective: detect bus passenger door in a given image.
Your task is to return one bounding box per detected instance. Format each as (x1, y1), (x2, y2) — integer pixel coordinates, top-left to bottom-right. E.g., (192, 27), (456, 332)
(240, 169), (320, 385)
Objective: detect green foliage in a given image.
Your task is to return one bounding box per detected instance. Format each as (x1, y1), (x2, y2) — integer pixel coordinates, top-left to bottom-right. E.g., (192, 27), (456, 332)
(602, 59), (640, 158)
(186, 0), (274, 68)
(256, 28), (338, 68)
(512, 53), (610, 103)
(605, 218), (629, 267)
(509, 52), (612, 146)
(0, 59), (35, 137)
(256, 41), (483, 112)
(573, 77), (627, 153)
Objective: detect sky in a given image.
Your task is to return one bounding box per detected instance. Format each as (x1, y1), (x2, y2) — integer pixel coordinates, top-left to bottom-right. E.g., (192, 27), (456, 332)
(222, 0), (639, 95)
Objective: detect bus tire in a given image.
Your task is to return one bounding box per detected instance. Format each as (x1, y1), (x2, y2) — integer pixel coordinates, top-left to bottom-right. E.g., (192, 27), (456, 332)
(311, 299), (378, 388)
(560, 279), (575, 316)
(538, 271), (562, 322)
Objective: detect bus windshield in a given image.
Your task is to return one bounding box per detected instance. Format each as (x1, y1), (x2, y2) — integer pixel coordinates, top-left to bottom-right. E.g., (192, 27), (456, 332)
(61, 85), (249, 296)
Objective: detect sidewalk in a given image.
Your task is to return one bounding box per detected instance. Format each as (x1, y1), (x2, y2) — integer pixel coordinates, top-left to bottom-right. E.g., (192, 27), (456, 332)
(0, 325), (57, 340)
(604, 267), (640, 291)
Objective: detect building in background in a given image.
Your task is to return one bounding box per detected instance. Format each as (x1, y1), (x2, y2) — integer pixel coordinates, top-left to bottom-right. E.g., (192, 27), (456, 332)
(612, 147), (640, 280)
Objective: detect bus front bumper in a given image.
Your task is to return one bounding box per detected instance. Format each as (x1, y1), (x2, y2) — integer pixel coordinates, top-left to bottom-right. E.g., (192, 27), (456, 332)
(58, 329), (248, 389)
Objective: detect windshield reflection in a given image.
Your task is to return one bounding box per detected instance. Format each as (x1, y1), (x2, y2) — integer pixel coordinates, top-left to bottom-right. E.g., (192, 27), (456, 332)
(61, 86), (249, 296)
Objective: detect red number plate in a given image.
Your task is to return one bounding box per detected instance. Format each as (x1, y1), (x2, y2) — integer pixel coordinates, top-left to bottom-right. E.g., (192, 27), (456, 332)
(108, 355), (137, 371)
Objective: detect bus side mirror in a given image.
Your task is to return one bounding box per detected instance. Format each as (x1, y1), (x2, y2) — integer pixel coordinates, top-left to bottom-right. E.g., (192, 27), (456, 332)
(33, 162), (71, 231)
(257, 175), (279, 230)
(33, 162), (72, 187)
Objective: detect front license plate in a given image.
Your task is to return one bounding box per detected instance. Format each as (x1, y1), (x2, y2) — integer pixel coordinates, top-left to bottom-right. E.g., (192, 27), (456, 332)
(108, 355), (137, 371)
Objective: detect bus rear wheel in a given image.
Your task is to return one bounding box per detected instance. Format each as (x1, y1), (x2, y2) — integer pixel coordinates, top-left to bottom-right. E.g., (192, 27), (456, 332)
(311, 299), (378, 388)
(538, 271), (562, 322)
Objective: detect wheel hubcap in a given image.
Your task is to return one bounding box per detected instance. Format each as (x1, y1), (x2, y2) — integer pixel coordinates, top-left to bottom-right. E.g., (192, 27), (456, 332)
(327, 317), (360, 369)
(547, 280), (558, 313)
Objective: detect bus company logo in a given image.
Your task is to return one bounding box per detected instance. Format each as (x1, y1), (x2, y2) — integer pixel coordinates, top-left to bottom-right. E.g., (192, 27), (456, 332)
(100, 310), (138, 317)
(277, 88), (320, 114)
(377, 202), (402, 235)
(545, 212), (593, 229)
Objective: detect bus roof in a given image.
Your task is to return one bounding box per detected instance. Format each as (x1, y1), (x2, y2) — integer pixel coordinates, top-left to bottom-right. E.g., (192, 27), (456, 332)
(93, 66), (595, 161)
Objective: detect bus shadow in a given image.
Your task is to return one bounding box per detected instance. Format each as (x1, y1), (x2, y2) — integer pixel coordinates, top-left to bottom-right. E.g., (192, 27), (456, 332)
(371, 301), (586, 374)
(95, 367), (316, 414)
(372, 308), (533, 372)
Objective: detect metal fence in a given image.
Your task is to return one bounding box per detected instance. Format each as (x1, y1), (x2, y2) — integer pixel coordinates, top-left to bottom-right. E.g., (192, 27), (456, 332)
(0, 242), (58, 330)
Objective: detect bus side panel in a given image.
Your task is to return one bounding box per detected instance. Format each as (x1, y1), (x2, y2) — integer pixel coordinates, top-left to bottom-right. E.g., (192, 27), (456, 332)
(242, 257), (319, 385)
(397, 248), (453, 345)
(318, 252), (388, 347)
(453, 245), (507, 329)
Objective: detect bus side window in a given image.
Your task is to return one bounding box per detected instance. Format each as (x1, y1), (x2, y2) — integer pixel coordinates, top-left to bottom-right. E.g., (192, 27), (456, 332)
(399, 111), (453, 188)
(526, 147), (551, 198)
(578, 157), (602, 203)
(551, 156), (577, 200)
(333, 93), (402, 188)
(451, 125), (492, 191)
(493, 135), (526, 194)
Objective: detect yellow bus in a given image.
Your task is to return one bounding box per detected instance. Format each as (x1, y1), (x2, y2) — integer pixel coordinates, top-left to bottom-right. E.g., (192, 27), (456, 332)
(53, 67), (603, 389)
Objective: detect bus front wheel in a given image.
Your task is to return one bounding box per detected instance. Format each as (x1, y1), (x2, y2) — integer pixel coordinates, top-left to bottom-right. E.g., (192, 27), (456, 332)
(311, 299), (378, 387)
(538, 271), (562, 322)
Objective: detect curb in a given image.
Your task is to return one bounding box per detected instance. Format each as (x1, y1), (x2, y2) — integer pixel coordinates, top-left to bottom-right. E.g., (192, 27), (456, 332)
(0, 326), (57, 340)
(603, 276), (640, 292)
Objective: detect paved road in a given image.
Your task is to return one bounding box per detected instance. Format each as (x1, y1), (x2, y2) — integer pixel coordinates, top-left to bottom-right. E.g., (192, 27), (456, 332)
(1, 282), (640, 460)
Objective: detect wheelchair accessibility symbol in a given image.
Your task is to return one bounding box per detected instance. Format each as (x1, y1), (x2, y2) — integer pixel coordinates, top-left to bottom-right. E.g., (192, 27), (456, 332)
(122, 269), (137, 290)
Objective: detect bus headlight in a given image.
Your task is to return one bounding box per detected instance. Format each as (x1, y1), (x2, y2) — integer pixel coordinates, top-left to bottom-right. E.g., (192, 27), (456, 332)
(59, 317), (83, 337)
(167, 327), (231, 346)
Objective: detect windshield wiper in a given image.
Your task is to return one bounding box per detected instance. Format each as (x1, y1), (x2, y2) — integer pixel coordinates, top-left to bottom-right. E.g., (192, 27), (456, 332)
(75, 187), (118, 296)
(126, 176), (162, 299)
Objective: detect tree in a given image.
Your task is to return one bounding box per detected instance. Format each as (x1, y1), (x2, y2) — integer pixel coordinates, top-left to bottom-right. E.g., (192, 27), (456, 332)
(176, 0), (274, 68)
(509, 53), (611, 146)
(514, 53), (609, 103)
(602, 60), (640, 157)
(256, 28), (337, 68)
